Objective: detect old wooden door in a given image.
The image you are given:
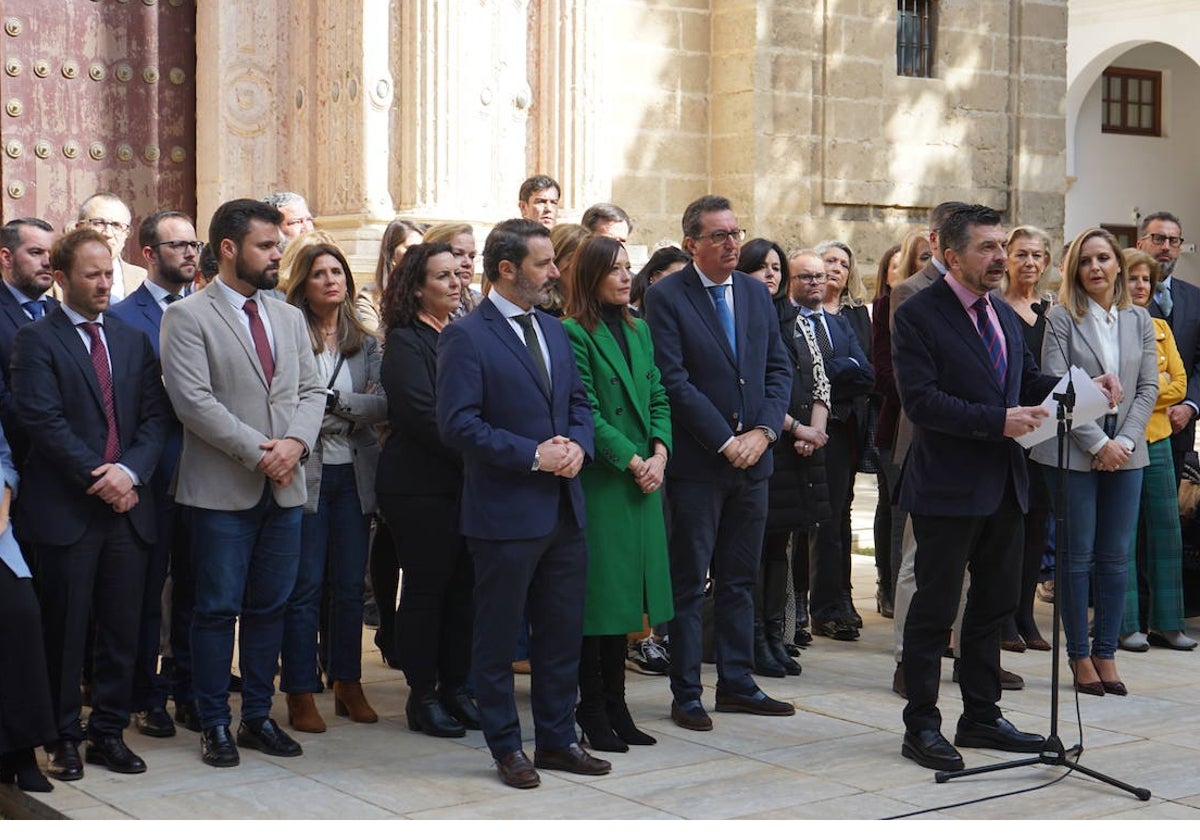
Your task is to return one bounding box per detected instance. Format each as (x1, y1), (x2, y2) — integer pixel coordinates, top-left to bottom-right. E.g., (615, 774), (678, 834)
(0, 0), (196, 254)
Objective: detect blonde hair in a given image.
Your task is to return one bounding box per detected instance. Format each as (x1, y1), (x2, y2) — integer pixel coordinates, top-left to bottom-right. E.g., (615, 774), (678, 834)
(1002, 225), (1053, 295)
(1057, 228), (1131, 321)
(897, 229), (932, 281)
(815, 240), (867, 307)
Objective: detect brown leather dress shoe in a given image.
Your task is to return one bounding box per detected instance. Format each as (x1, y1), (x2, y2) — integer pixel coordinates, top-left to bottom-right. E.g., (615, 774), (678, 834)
(533, 743), (611, 775)
(713, 689), (795, 716)
(495, 750), (540, 789)
(670, 700), (713, 731)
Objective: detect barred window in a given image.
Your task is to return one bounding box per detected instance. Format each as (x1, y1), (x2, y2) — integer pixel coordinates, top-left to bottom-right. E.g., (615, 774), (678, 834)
(1102, 67), (1162, 136)
(897, 0), (935, 78)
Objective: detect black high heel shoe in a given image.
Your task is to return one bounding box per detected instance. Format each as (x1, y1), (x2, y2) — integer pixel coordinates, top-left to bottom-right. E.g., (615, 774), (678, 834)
(0, 749), (54, 793)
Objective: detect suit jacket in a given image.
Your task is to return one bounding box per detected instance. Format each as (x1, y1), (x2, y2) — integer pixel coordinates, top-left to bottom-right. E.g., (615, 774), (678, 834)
(1149, 276), (1200, 448)
(9, 307), (170, 544)
(108, 283), (184, 495)
(378, 322), (462, 498)
(889, 259), (946, 463)
(642, 264), (791, 482)
(1030, 304), (1158, 472)
(892, 277), (1057, 517)
(301, 335), (387, 514)
(819, 310), (875, 423)
(436, 297), (594, 541)
(0, 283), (59, 463)
(159, 281), (325, 511)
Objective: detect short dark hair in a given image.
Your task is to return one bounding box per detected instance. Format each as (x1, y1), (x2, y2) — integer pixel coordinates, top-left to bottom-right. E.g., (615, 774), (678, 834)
(208, 199), (283, 257)
(681, 195), (732, 239)
(198, 243), (219, 280)
(631, 245), (689, 307)
(1139, 211), (1182, 238)
(380, 241), (455, 332)
(581, 202), (633, 235)
(930, 201), (970, 235)
(938, 205), (1003, 255)
(139, 210), (194, 248)
(737, 238), (790, 302)
(50, 227), (110, 275)
(519, 175), (561, 203)
(0, 217), (53, 252)
(482, 218), (550, 284)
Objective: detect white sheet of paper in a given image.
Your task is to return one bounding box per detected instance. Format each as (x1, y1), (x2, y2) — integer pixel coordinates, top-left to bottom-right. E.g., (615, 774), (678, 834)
(1016, 366), (1112, 449)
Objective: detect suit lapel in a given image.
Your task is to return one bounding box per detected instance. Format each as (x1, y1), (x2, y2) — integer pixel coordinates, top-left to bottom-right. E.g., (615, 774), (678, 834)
(206, 285), (270, 390)
(681, 269), (736, 368)
(47, 309), (106, 412)
(1073, 309), (1107, 373)
(105, 323), (136, 442)
(931, 281), (1001, 394)
(0, 286), (27, 333)
(591, 319), (649, 431)
(481, 300), (550, 403)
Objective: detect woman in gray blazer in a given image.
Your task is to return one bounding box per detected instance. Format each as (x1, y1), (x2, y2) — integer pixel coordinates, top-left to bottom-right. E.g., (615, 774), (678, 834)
(280, 242), (387, 732)
(1031, 228), (1158, 696)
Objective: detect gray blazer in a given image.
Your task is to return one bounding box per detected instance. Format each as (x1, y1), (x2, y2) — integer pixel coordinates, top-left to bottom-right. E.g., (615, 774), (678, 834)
(160, 282), (326, 510)
(1031, 303), (1158, 472)
(302, 334), (387, 515)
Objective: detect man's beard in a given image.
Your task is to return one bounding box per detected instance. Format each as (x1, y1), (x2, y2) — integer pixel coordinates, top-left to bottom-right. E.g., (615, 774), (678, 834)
(236, 251), (279, 290)
(12, 267), (52, 298)
(1158, 257), (1177, 280)
(160, 262), (196, 289)
(514, 267), (550, 308)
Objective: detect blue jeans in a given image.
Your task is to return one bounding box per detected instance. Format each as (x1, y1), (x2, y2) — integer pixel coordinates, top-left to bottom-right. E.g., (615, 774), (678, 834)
(281, 464), (370, 692)
(189, 489), (302, 728)
(1061, 468), (1142, 661)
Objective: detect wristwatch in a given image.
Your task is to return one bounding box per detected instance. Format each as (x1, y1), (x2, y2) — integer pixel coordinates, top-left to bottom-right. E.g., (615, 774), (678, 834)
(325, 388), (340, 411)
(531, 449), (541, 472)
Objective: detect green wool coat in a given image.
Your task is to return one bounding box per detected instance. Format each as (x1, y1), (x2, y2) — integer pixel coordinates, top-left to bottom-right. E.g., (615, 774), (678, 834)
(563, 316), (675, 635)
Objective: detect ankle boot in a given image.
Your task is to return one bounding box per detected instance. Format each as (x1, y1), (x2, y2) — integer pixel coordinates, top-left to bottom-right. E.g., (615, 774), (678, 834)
(876, 574), (894, 618)
(753, 622), (786, 678)
(286, 692), (327, 733)
(406, 689), (465, 737)
(765, 623), (801, 676)
(598, 635), (655, 746)
(577, 636), (627, 752)
(333, 680), (378, 723)
(0, 748), (54, 793)
(793, 590), (813, 646)
(438, 685), (481, 730)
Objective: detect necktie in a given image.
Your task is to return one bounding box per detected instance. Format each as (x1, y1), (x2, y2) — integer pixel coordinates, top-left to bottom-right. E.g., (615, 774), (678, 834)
(513, 312), (551, 395)
(79, 322), (121, 463)
(971, 298), (1007, 387)
(808, 314), (834, 359)
(707, 285), (736, 358)
(243, 299), (275, 385)
(1156, 282), (1174, 319)
(22, 300), (44, 320)
(164, 293), (182, 304)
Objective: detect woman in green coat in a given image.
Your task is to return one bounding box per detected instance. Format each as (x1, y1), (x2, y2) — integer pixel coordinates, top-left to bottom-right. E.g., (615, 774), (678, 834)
(563, 235), (673, 752)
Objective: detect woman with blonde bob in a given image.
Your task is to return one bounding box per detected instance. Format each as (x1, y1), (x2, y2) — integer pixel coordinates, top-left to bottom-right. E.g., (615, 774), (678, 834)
(1031, 229), (1158, 697)
(1119, 248), (1196, 652)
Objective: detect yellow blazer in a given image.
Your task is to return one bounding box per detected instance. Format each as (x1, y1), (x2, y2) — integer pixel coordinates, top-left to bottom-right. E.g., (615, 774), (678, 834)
(1147, 316), (1187, 444)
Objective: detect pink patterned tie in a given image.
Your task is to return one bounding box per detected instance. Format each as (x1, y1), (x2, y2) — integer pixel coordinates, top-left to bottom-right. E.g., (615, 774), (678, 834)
(243, 299), (275, 385)
(79, 322), (121, 463)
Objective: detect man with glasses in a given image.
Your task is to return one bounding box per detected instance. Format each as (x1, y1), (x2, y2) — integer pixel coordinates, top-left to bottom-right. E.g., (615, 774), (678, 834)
(644, 195), (793, 731)
(1138, 211), (1200, 484)
(75, 192), (147, 304)
(262, 191), (315, 247)
(110, 211), (202, 739)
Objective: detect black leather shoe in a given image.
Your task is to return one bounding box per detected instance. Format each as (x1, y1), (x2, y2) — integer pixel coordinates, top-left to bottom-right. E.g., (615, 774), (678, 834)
(406, 691), (466, 738)
(175, 701), (202, 733)
(86, 735), (147, 774)
(670, 700), (713, 731)
(136, 707), (177, 738)
(840, 595), (863, 628)
(793, 626), (813, 647)
(714, 688), (795, 716)
(439, 686), (482, 730)
(954, 716), (1045, 753)
(45, 741), (83, 781)
(495, 750), (540, 789)
(753, 635), (787, 678)
(201, 725), (240, 767)
(237, 718), (302, 757)
(767, 635), (802, 676)
(812, 616), (859, 641)
(902, 729), (964, 771)
(533, 742), (612, 775)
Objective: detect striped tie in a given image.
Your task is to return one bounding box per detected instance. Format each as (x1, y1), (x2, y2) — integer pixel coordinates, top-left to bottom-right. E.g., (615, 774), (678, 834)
(971, 298), (1006, 388)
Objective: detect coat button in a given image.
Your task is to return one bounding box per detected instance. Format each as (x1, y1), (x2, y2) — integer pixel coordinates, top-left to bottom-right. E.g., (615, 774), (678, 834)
(615, 407), (623, 415)
(610, 376), (618, 384)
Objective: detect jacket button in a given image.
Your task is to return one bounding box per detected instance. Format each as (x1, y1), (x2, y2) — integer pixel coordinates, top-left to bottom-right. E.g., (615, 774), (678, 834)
(610, 376), (618, 384)
(615, 407), (623, 415)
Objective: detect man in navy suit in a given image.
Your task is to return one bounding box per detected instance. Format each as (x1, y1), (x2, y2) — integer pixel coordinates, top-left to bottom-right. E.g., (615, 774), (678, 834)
(892, 205), (1091, 770)
(437, 218), (604, 789)
(11, 227), (169, 780)
(0, 217), (59, 466)
(643, 195), (793, 731)
(109, 210), (200, 738)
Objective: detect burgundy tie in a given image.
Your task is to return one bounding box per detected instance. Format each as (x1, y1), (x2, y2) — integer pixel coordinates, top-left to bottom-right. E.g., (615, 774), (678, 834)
(79, 322), (121, 463)
(242, 299), (275, 385)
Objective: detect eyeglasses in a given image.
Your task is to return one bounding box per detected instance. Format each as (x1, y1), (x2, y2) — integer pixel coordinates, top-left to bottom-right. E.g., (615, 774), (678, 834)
(694, 228), (746, 246)
(795, 272), (827, 283)
(152, 240), (204, 253)
(1147, 233), (1184, 248)
(83, 218), (130, 234)
(282, 216), (314, 229)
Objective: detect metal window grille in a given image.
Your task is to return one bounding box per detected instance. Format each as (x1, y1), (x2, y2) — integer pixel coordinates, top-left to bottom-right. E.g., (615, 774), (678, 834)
(1101, 67), (1162, 137)
(897, 0), (935, 78)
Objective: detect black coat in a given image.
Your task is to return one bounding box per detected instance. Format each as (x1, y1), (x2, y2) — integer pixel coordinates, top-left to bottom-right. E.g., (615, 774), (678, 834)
(766, 299), (831, 533)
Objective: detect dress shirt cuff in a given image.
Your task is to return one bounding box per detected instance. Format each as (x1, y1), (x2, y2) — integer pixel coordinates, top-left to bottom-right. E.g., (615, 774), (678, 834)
(115, 463), (141, 487)
(1183, 400), (1199, 418)
(717, 435), (735, 453)
(755, 425), (778, 444)
(1086, 437), (1108, 456)
(1116, 435), (1136, 453)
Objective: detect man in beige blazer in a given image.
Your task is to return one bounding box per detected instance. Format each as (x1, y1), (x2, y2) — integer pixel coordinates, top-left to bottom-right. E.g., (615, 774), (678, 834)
(160, 199), (324, 769)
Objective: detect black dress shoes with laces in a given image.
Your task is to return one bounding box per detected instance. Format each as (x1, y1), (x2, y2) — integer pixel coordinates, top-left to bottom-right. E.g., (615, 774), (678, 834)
(45, 741), (83, 782)
(237, 718), (302, 757)
(86, 735), (147, 774)
(902, 729), (964, 771)
(953, 716), (1045, 753)
(201, 725), (240, 767)
(136, 707), (177, 738)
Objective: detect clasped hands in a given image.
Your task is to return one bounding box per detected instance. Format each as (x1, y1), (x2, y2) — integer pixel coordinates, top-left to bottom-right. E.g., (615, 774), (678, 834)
(258, 437), (306, 487)
(629, 450), (667, 494)
(793, 424), (828, 458)
(537, 435), (584, 479)
(87, 463), (139, 513)
(724, 429), (770, 470)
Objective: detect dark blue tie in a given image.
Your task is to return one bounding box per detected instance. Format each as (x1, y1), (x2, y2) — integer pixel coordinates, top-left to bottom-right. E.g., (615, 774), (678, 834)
(22, 300), (44, 320)
(708, 285), (736, 359)
(971, 298), (1006, 387)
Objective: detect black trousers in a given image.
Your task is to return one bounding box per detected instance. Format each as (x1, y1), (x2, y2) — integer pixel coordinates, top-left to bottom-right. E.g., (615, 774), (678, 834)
(0, 565), (56, 754)
(809, 420), (853, 622)
(902, 483), (1023, 734)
